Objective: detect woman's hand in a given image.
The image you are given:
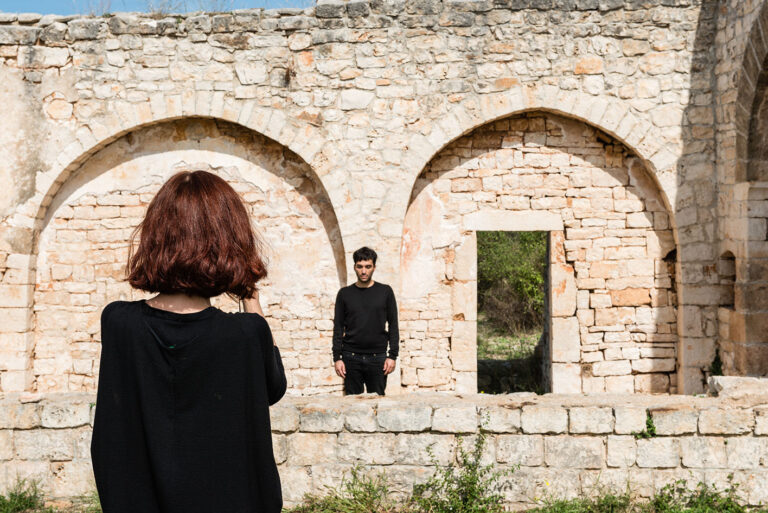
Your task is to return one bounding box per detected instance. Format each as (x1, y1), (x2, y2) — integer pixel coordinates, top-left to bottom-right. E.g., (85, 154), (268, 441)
(243, 289), (265, 317)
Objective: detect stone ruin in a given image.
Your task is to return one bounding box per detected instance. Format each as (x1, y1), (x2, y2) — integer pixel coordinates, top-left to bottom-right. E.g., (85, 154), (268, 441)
(2, 0), (768, 506)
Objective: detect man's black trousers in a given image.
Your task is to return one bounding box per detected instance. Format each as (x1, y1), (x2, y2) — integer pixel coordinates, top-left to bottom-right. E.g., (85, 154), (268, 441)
(342, 352), (387, 395)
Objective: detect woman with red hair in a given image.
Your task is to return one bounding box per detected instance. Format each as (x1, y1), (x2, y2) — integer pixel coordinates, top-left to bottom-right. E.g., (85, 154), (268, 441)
(91, 170), (286, 513)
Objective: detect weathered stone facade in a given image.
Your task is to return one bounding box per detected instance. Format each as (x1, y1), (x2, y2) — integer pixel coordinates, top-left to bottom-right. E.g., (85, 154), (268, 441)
(3, 0), (768, 501)
(0, 0), (745, 396)
(4, 393), (768, 508)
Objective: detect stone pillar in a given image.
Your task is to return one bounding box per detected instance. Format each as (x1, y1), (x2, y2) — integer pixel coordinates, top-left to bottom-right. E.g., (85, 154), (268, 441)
(549, 231), (581, 393)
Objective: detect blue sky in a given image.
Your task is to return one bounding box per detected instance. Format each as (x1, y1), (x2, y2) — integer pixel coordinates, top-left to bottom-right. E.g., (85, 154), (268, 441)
(0, 0), (310, 15)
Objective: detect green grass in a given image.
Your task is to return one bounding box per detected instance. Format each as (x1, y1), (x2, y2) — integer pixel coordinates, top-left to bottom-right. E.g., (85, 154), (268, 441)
(477, 312), (540, 360)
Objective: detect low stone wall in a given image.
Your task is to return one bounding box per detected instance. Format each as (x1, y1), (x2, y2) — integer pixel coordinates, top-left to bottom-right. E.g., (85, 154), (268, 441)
(3, 392), (768, 509)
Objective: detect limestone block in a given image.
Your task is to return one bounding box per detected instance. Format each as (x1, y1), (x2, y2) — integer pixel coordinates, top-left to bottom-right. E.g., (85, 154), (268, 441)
(41, 402), (91, 428)
(756, 408), (768, 435)
(635, 373), (670, 393)
(50, 461), (94, 498)
(605, 375), (634, 393)
(479, 406), (521, 433)
(699, 409), (754, 435)
(270, 405), (299, 432)
(340, 89), (374, 110)
(496, 434), (543, 466)
(551, 363), (582, 393)
(725, 437), (764, 469)
(0, 402), (40, 429)
(451, 281), (477, 322)
(417, 367), (452, 387)
(551, 264), (577, 317)
(451, 321), (477, 372)
(338, 433), (395, 464)
(607, 435), (636, 467)
(521, 405), (568, 434)
(74, 429), (92, 459)
(463, 210), (563, 231)
(14, 429), (76, 460)
(569, 407), (614, 434)
(272, 434), (287, 464)
(680, 437), (727, 468)
(0, 430), (12, 460)
(394, 434), (455, 465)
(377, 403), (432, 432)
(433, 406), (477, 433)
(591, 360), (631, 377)
(632, 359), (675, 373)
(299, 404), (344, 432)
(278, 466), (313, 503)
(287, 433), (336, 465)
(453, 234), (476, 281)
(234, 62), (267, 85)
(342, 403), (378, 432)
(544, 436), (604, 469)
(651, 408), (698, 435)
(636, 438), (679, 468)
(551, 317), (580, 362)
(610, 288), (650, 306)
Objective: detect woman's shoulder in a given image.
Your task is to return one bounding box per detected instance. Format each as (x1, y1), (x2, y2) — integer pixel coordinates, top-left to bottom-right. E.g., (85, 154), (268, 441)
(101, 300), (142, 324)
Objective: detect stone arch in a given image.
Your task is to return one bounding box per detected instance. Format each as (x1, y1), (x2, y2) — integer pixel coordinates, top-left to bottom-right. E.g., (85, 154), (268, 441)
(30, 95), (331, 231)
(25, 117), (344, 395)
(399, 87), (679, 220)
(734, 1), (768, 182)
(399, 110), (678, 394)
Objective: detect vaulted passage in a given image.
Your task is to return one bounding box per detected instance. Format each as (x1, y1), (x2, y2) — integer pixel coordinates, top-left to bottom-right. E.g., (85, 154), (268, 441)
(401, 112), (677, 394)
(32, 118), (344, 394)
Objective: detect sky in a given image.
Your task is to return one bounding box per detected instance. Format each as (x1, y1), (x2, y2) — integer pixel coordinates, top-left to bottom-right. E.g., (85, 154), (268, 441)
(0, 0), (310, 15)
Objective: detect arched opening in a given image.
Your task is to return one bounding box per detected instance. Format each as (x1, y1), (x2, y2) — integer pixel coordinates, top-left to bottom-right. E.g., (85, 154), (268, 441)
(32, 118), (344, 395)
(401, 112), (678, 394)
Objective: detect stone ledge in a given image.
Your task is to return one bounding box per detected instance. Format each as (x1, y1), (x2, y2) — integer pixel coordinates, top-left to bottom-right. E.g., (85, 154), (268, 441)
(2, 392), (765, 435)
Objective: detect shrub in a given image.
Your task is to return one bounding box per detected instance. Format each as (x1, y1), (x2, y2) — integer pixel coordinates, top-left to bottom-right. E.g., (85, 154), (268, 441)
(284, 466), (399, 513)
(409, 431), (512, 513)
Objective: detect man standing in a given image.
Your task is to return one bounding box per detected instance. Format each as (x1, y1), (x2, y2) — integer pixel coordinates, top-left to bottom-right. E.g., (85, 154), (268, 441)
(332, 247), (398, 395)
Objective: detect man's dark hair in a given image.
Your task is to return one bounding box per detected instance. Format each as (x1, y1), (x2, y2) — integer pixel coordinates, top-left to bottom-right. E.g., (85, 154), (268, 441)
(353, 246), (377, 265)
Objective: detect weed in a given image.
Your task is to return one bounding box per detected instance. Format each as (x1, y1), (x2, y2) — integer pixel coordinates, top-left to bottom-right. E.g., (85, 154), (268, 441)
(632, 411), (656, 439)
(409, 431), (513, 513)
(283, 465), (398, 513)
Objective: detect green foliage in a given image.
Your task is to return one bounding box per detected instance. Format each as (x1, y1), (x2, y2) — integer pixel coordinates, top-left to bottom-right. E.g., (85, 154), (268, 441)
(284, 466), (399, 513)
(648, 480), (759, 513)
(529, 492), (633, 513)
(0, 480), (45, 513)
(632, 411), (657, 439)
(708, 349), (723, 377)
(409, 432), (512, 513)
(477, 231), (547, 333)
(0, 480), (101, 513)
(528, 479), (768, 513)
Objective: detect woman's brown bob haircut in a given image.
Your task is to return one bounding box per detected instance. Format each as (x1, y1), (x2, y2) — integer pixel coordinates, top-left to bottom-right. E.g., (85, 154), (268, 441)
(127, 170), (267, 299)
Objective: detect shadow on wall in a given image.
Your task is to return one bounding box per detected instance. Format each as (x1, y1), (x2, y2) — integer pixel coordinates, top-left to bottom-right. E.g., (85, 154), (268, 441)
(31, 118), (346, 394)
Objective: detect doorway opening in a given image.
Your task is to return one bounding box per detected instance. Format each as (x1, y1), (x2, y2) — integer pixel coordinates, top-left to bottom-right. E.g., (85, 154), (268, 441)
(476, 231), (549, 394)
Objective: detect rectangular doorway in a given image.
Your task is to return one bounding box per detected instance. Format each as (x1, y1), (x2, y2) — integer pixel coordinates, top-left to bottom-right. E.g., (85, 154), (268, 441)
(476, 231), (549, 394)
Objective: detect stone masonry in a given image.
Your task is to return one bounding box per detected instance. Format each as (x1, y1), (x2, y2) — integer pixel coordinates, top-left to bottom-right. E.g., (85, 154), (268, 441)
(3, 0), (768, 502)
(0, 0), (753, 396)
(3, 393), (768, 509)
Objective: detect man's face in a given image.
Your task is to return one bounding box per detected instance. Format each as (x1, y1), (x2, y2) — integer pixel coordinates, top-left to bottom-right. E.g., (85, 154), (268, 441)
(354, 259), (375, 283)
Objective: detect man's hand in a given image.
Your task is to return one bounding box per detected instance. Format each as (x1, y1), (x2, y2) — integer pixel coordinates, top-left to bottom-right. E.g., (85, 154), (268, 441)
(383, 358), (396, 375)
(334, 360), (346, 378)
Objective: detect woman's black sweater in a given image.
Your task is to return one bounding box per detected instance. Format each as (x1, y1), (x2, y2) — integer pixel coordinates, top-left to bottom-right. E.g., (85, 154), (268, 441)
(91, 300), (286, 513)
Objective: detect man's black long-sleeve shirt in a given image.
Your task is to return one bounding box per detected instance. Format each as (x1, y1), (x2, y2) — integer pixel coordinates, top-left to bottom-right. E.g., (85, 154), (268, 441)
(332, 282), (399, 362)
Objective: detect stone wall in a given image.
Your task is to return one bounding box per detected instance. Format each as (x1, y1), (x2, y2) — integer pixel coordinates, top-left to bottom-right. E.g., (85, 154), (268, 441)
(0, 0), (738, 395)
(402, 111), (677, 394)
(3, 392), (768, 508)
(33, 118), (344, 395)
